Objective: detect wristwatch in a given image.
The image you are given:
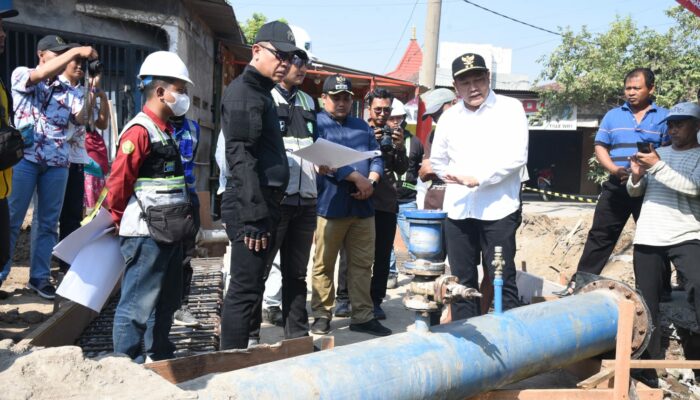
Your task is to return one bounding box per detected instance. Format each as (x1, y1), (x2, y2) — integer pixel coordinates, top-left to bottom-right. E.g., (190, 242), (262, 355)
(369, 178), (377, 188)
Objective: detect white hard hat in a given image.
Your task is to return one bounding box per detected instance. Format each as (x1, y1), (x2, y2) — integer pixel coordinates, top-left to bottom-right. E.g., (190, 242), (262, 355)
(390, 98), (406, 117)
(138, 51), (193, 85)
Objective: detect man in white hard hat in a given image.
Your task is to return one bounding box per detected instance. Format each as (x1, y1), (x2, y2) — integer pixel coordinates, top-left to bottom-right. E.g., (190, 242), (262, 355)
(106, 50), (195, 362)
(219, 21), (300, 349)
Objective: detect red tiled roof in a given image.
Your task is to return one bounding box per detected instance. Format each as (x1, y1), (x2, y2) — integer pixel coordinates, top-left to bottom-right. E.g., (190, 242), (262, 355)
(387, 39), (423, 83)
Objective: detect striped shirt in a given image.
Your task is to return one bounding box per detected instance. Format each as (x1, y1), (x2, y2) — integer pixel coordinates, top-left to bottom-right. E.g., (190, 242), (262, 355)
(594, 102), (669, 168)
(627, 146), (700, 246)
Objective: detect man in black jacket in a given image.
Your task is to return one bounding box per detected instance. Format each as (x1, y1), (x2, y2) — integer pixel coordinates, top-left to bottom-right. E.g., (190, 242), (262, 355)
(219, 21), (301, 350)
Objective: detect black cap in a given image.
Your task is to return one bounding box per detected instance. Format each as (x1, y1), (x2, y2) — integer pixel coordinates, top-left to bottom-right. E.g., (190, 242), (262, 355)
(37, 35), (76, 53)
(452, 53), (489, 78)
(0, 0), (17, 19)
(322, 74), (354, 96)
(254, 21), (302, 53)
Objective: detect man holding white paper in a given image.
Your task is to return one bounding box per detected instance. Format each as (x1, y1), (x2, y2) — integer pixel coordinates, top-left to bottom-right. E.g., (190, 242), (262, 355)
(310, 74), (391, 337)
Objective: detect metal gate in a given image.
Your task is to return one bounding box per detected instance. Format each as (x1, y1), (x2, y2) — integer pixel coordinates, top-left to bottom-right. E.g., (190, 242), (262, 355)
(0, 23), (159, 158)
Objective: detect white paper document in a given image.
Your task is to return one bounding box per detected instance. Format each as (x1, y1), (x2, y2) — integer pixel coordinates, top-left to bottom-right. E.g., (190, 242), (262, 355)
(54, 208), (126, 312)
(291, 138), (381, 169)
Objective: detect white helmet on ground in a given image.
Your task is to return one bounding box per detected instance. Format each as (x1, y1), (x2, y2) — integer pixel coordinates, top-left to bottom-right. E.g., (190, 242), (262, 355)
(138, 51), (193, 85)
(390, 98), (406, 117)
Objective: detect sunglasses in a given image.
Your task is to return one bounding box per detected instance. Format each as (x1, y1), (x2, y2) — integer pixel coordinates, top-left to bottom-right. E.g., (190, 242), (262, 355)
(292, 54), (312, 69)
(372, 107), (392, 114)
(258, 44), (294, 63)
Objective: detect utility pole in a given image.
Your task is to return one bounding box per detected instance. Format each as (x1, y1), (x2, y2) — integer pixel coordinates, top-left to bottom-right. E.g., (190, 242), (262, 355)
(419, 0), (442, 89)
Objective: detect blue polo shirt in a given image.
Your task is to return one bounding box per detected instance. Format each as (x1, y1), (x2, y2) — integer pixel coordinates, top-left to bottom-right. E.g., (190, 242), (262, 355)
(315, 111), (383, 218)
(594, 102), (669, 168)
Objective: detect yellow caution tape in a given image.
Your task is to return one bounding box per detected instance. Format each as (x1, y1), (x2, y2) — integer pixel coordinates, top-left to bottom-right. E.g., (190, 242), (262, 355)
(523, 186), (597, 204)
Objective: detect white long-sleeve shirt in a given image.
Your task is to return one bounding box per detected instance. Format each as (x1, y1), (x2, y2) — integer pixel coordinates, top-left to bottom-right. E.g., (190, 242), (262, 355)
(430, 91), (528, 221)
(627, 146), (700, 246)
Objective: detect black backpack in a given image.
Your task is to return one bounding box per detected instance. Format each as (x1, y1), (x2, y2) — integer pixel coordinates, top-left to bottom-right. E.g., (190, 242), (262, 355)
(0, 79), (23, 170)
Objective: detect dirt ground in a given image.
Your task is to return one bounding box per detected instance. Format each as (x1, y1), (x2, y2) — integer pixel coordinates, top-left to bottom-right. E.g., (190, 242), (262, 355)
(0, 199), (698, 399)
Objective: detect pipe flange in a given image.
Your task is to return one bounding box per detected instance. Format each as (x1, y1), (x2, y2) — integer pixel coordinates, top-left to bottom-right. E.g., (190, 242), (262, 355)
(577, 278), (652, 358)
(403, 294), (439, 312)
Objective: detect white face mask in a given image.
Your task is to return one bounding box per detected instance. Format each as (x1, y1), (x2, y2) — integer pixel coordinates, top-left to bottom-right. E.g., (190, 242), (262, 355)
(165, 90), (190, 117)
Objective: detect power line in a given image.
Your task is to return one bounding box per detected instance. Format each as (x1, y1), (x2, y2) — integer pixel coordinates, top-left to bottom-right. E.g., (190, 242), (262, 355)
(382, 0), (420, 73)
(461, 0), (561, 36)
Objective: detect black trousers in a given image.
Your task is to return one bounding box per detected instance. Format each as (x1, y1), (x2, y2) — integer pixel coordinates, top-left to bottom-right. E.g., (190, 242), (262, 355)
(577, 179), (642, 274)
(337, 210), (397, 305)
(444, 209), (522, 320)
(250, 204), (315, 339)
(220, 192), (281, 350)
(633, 241), (700, 359)
(58, 163), (85, 270)
(181, 198), (200, 303)
(0, 198), (9, 269)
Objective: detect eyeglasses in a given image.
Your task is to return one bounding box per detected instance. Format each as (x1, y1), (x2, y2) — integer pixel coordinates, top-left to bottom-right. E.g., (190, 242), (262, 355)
(372, 107), (392, 114)
(292, 54), (313, 69)
(258, 44), (294, 63)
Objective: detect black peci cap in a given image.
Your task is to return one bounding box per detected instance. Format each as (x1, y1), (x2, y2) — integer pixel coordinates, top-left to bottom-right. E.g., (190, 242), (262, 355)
(254, 21), (302, 53)
(322, 74), (354, 96)
(452, 53), (489, 78)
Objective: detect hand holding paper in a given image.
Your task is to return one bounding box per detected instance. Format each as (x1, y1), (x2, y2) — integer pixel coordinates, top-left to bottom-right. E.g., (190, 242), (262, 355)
(292, 138), (381, 169)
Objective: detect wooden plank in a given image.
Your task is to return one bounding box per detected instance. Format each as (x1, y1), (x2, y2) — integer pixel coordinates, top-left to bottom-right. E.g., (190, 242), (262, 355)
(613, 300), (635, 400)
(603, 359), (700, 370)
(468, 386), (661, 399)
(577, 368), (614, 389)
(22, 300), (98, 347)
(144, 336), (314, 384)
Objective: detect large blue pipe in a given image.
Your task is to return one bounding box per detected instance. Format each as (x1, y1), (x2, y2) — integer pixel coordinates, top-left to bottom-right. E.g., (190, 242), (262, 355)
(194, 290), (626, 399)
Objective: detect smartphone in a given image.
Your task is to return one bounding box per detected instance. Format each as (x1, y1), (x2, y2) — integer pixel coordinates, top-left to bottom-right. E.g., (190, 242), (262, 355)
(636, 142), (652, 154)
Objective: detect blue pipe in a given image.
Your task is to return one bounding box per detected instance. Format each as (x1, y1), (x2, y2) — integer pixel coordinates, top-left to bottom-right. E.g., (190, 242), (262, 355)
(494, 275), (503, 314)
(195, 290), (624, 399)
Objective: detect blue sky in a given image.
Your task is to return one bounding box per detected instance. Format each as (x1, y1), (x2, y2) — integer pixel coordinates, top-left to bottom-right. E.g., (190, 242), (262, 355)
(232, 0), (679, 83)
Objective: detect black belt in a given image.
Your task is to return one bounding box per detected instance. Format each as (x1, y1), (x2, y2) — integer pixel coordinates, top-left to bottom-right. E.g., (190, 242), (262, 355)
(262, 187), (285, 204)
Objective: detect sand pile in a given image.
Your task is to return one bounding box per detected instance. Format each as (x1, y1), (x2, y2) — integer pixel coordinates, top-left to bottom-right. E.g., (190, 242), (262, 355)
(0, 340), (193, 400)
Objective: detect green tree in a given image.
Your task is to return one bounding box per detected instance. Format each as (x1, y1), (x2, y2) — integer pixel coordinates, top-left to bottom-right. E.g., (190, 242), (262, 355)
(240, 13), (288, 45)
(537, 6), (700, 184)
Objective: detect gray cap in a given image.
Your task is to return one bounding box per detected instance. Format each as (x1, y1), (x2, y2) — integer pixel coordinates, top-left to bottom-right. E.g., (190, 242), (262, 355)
(421, 88), (456, 120)
(661, 102), (700, 123)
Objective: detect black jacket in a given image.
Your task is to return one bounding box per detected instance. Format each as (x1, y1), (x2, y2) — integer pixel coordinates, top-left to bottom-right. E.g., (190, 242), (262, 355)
(220, 66), (289, 224)
(372, 131), (409, 214)
(396, 132), (424, 203)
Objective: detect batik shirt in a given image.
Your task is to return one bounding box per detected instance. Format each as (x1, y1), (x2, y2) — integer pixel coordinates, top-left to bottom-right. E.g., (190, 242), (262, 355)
(11, 67), (84, 167)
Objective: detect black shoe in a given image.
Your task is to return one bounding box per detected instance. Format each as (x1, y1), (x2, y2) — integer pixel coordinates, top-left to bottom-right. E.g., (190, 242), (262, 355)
(334, 299), (351, 317)
(173, 305), (201, 327)
(373, 303), (386, 320)
(553, 281), (576, 297)
(349, 319), (392, 336)
(263, 306), (284, 327)
(311, 317), (331, 334)
(27, 280), (56, 300)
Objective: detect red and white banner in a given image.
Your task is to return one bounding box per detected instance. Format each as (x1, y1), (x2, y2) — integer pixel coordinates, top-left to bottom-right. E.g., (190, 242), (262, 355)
(677, 0), (700, 17)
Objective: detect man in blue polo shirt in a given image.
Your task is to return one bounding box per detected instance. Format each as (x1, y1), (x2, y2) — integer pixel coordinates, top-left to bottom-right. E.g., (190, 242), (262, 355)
(310, 74), (391, 337)
(560, 68), (668, 294)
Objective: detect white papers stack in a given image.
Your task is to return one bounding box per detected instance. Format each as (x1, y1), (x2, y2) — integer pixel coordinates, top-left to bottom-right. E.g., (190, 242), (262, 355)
(54, 208), (125, 312)
(291, 138), (381, 169)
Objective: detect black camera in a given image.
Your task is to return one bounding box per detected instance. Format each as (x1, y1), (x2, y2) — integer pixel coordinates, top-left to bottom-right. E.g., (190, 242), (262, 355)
(379, 125), (394, 152)
(87, 59), (103, 75)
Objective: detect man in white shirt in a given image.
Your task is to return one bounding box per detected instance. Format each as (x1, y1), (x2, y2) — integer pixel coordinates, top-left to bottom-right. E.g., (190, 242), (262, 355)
(430, 53), (528, 320)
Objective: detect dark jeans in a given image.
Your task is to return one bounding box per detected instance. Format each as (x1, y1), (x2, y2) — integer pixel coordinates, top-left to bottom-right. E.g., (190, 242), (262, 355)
(220, 191), (281, 350)
(633, 241), (700, 360)
(444, 209), (522, 320)
(0, 198), (8, 269)
(370, 210), (397, 304)
(577, 179), (642, 274)
(250, 204), (315, 339)
(181, 197), (200, 303)
(58, 163), (85, 271)
(112, 236), (183, 361)
(337, 210), (397, 305)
